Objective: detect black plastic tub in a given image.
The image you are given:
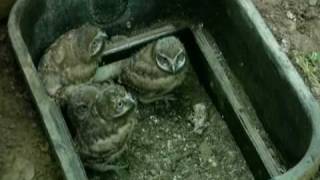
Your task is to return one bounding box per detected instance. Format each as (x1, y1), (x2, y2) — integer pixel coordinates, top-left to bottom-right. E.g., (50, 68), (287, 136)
(8, 0), (320, 179)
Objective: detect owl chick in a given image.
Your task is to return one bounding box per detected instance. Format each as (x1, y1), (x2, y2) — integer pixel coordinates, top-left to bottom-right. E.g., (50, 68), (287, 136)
(66, 82), (137, 172)
(94, 36), (189, 103)
(38, 23), (108, 102)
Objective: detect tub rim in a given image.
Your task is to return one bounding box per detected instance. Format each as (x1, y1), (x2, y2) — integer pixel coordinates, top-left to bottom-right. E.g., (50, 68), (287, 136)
(227, 0), (320, 179)
(8, 0), (88, 179)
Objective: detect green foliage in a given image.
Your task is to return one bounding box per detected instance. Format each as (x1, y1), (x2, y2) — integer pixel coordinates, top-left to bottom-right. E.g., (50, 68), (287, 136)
(306, 52), (320, 65)
(294, 51), (320, 91)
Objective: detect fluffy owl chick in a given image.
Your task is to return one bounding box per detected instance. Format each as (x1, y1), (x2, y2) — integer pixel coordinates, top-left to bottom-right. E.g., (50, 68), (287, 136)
(38, 23), (108, 102)
(66, 82), (137, 172)
(94, 36), (189, 103)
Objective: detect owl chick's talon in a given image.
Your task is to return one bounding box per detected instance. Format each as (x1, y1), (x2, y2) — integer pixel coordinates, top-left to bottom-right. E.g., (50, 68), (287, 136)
(163, 94), (177, 108)
(90, 163), (129, 172)
(163, 94), (177, 101)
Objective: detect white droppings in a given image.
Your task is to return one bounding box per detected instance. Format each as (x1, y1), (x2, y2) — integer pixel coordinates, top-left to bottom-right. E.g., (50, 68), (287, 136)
(189, 103), (208, 134)
(286, 11), (297, 22)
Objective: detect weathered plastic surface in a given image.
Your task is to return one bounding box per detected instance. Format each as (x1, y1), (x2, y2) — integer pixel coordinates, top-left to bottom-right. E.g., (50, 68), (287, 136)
(8, 0), (320, 179)
(208, 0), (320, 179)
(0, 0), (16, 19)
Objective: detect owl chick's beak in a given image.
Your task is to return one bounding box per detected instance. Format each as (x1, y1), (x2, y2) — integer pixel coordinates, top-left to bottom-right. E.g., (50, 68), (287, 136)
(126, 93), (137, 108)
(171, 65), (177, 74)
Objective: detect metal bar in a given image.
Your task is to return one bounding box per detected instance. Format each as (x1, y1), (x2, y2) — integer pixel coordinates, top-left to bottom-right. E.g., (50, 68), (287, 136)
(102, 24), (186, 56)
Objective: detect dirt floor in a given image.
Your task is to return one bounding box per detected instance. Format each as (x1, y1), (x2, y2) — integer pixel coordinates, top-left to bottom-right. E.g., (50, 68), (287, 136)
(91, 67), (254, 180)
(0, 22), (62, 179)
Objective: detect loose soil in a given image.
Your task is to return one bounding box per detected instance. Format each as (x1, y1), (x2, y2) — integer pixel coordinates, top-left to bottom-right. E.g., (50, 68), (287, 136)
(91, 66), (254, 180)
(0, 21), (62, 180)
(252, 0), (320, 99)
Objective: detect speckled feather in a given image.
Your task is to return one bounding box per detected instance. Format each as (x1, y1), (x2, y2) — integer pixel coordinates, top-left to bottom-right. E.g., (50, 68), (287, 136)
(66, 82), (137, 171)
(38, 24), (106, 99)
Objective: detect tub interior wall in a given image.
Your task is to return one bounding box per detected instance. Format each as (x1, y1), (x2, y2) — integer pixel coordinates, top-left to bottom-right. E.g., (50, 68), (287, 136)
(17, 0), (312, 168)
(19, 0), (89, 62)
(19, 0), (156, 63)
(194, 0), (312, 166)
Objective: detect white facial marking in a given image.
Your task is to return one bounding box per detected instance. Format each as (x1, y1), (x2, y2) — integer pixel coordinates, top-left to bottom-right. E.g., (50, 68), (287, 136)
(174, 48), (186, 72)
(155, 36), (187, 74)
(156, 53), (171, 73)
(89, 31), (107, 57)
(174, 48), (184, 60)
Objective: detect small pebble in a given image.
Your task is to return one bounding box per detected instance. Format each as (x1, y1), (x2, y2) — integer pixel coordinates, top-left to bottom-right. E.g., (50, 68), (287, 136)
(309, 0), (318, 6)
(286, 11), (296, 22)
(126, 21), (132, 29)
(40, 142), (49, 152)
(31, 123), (37, 128)
(190, 103), (208, 134)
(280, 39), (290, 53)
(9, 124), (16, 129)
(209, 158), (218, 167)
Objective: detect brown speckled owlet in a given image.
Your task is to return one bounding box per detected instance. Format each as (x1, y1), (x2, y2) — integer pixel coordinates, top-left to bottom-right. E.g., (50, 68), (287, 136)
(94, 36), (189, 103)
(66, 82), (137, 172)
(38, 23), (108, 101)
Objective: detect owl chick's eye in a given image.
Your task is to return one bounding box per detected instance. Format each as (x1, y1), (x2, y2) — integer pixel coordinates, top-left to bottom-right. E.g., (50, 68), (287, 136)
(176, 52), (185, 62)
(89, 38), (104, 57)
(117, 101), (124, 108)
(157, 55), (168, 66)
(89, 31), (107, 57)
(156, 53), (173, 73)
(76, 104), (88, 115)
(175, 52), (186, 70)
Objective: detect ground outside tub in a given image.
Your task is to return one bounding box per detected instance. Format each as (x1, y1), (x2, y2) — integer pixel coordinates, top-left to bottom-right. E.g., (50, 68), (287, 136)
(8, 0), (320, 179)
